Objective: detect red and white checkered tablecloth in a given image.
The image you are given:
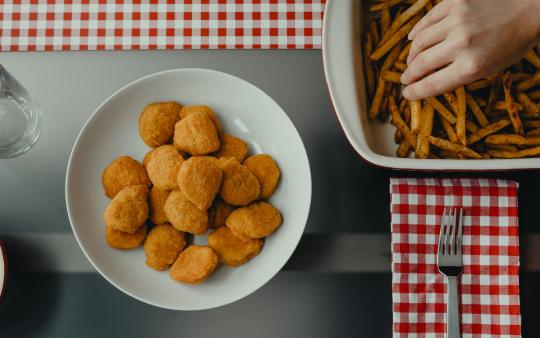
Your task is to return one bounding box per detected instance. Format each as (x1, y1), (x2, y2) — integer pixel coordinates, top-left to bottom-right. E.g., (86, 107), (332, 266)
(0, 0), (325, 52)
(390, 178), (521, 338)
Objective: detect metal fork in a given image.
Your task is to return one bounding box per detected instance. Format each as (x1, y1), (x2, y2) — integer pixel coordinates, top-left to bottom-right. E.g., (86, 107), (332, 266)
(437, 208), (464, 338)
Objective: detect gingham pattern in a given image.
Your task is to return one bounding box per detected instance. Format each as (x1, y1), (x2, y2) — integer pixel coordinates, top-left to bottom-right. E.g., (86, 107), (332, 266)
(0, 0), (325, 51)
(390, 178), (521, 338)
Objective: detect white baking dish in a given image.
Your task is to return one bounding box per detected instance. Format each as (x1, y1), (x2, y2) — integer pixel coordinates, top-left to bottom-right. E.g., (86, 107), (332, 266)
(322, 0), (540, 170)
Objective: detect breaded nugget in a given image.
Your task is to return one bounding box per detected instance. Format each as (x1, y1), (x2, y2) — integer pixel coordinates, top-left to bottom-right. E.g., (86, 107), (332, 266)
(102, 156), (151, 198)
(209, 199), (235, 228)
(144, 224), (187, 271)
(173, 112), (220, 155)
(142, 148), (156, 169)
(104, 185), (149, 233)
(180, 105), (221, 131)
(215, 133), (249, 162)
(139, 102), (183, 147)
(243, 154), (280, 199)
(146, 145), (184, 190)
(218, 158), (260, 206)
(163, 191), (209, 234)
(208, 226), (263, 266)
(178, 156), (222, 210)
(170, 245), (218, 284)
(226, 201), (281, 239)
(149, 187), (170, 224)
(106, 225), (147, 250)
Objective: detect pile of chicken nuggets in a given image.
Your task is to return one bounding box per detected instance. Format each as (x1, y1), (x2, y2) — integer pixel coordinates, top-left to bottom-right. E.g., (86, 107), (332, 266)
(101, 102), (282, 284)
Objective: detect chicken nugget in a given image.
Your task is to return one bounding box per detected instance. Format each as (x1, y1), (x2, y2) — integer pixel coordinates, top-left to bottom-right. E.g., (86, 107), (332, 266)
(149, 187), (170, 224)
(215, 134), (249, 162)
(142, 148), (156, 169)
(226, 201), (281, 239)
(209, 199), (235, 228)
(218, 158), (260, 206)
(139, 102), (183, 147)
(173, 112), (220, 155)
(102, 156), (151, 198)
(208, 226), (263, 266)
(170, 245), (218, 284)
(104, 185), (149, 233)
(144, 224), (187, 271)
(178, 156), (222, 210)
(163, 190), (209, 234)
(106, 225), (147, 250)
(146, 145), (184, 190)
(243, 154), (280, 199)
(179, 105), (221, 131)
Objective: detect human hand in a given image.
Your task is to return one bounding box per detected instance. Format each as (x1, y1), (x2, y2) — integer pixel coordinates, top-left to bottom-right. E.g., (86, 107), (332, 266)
(401, 0), (540, 100)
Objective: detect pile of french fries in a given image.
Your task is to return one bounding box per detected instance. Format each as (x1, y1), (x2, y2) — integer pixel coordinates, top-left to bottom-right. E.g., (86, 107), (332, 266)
(365, 0), (540, 159)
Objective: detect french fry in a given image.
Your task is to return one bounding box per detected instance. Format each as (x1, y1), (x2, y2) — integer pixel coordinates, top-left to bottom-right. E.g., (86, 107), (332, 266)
(396, 140), (412, 158)
(467, 119), (511, 145)
(415, 104), (434, 159)
(371, 15), (421, 61)
(397, 41), (412, 62)
(399, 97), (408, 114)
(370, 0), (406, 12)
(494, 101), (524, 111)
(363, 34), (376, 98)
(369, 20), (380, 47)
(381, 71), (403, 83)
(488, 144), (519, 152)
(394, 62), (407, 72)
(466, 94), (489, 127)
(428, 136), (483, 159)
(369, 76), (387, 119)
(487, 146), (540, 159)
(517, 92), (540, 117)
(381, 43), (402, 71)
(466, 79), (492, 91)
(443, 92), (459, 114)
(466, 120), (479, 133)
(455, 87), (467, 145)
(425, 97), (457, 124)
(528, 127), (540, 136)
(516, 70), (540, 92)
(502, 72), (524, 134)
(380, 8), (391, 36)
(525, 50), (540, 69)
(524, 120), (540, 128)
(528, 89), (540, 100)
(410, 100), (422, 135)
(440, 114), (459, 143)
(485, 134), (540, 146)
(380, 0), (431, 44)
(485, 75), (502, 115)
(390, 96), (417, 148)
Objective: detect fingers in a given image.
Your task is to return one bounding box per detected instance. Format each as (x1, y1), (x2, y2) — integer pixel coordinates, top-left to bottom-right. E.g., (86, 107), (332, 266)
(401, 41), (454, 85)
(407, 18), (451, 65)
(408, 0), (451, 40)
(402, 63), (466, 100)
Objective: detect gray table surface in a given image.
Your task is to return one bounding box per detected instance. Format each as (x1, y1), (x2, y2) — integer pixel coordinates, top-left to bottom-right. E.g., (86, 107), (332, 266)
(1, 50), (540, 337)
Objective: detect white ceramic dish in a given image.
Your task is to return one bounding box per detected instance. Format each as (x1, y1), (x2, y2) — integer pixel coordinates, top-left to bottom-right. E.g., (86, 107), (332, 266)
(322, 0), (540, 170)
(66, 68), (311, 310)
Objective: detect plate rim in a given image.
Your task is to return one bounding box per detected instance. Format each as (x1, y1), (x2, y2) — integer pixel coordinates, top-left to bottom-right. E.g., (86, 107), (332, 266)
(65, 67), (312, 310)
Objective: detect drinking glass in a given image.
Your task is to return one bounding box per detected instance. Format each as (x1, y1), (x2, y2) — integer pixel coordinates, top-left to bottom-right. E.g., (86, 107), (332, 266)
(0, 65), (42, 158)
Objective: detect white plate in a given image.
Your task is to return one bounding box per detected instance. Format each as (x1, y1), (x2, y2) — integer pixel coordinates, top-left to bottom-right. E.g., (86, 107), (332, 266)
(323, 0), (540, 170)
(0, 241), (5, 302)
(65, 68), (311, 310)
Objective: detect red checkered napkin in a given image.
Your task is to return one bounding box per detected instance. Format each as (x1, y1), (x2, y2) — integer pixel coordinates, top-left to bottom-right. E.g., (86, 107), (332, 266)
(390, 178), (521, 338)
(0, 0), (325, 52)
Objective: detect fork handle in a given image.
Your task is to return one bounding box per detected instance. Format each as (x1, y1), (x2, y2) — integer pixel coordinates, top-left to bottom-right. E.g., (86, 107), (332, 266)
(446, 276), (461, 338)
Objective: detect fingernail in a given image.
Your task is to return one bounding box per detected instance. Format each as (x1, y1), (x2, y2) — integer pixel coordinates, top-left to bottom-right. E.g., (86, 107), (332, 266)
(408, 31), (414, 40)
(400, 73), (408, 85)
(403, 87), (411, 99)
